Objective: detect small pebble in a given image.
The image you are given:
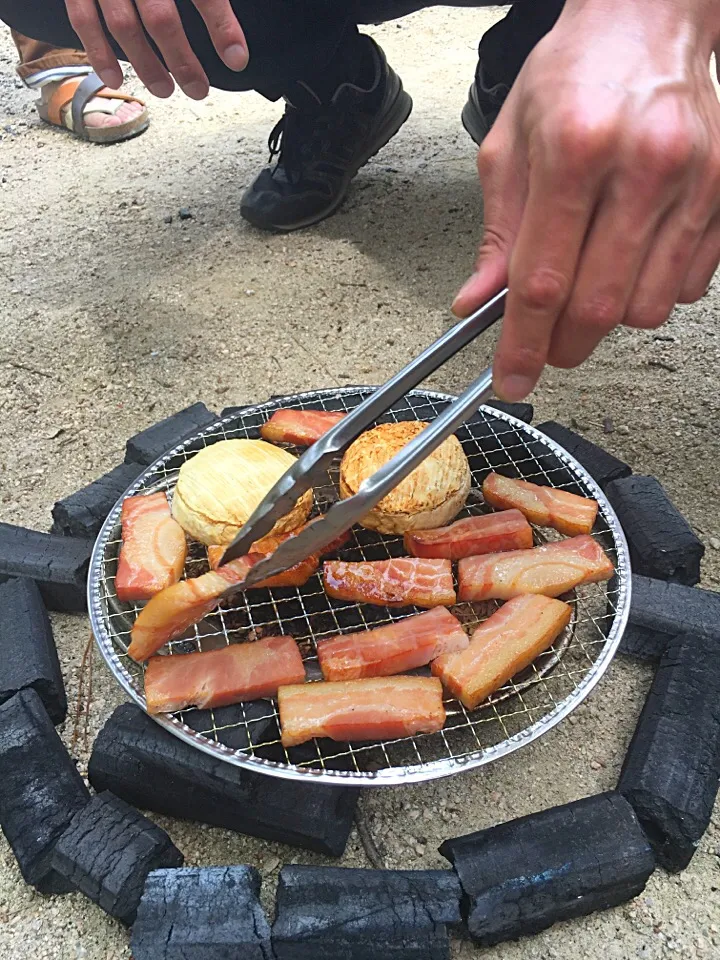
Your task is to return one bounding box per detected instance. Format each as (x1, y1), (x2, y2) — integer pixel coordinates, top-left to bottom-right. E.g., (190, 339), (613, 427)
(179, 207), (194, 220)
(163, 214), (173, 224)
(709, 537), (720, 550)
(603, 417), (615, 434)
(264, 856), (280, 872)
(414, 843), (426, 856)
(590, 760), (602, 771)
(409, 809), (420, 820)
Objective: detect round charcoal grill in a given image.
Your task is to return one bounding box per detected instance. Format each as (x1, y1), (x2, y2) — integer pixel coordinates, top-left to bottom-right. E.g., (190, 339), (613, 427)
(89, 388), (632, 786)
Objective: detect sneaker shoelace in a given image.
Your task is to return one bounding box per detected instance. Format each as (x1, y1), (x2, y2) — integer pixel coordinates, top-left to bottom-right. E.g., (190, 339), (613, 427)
(267, 105), (361, 185)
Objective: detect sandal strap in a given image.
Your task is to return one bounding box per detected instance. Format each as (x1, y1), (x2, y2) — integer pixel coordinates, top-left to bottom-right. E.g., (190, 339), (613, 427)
(71, 73), (109, 139)
(46, 73), (146, 140)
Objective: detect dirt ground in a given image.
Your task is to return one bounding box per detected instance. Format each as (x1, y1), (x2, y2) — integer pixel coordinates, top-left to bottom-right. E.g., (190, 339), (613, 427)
(1, 7), (719, 959)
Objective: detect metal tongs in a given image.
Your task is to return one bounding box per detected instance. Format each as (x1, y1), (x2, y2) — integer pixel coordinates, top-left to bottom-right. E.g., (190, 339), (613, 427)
(219, 287), (508, 589)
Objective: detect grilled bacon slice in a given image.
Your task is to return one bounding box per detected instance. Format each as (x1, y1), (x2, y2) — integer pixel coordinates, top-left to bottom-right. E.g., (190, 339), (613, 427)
(432, 595), (572, 708)
(317, 607), (468, 682)
(278, 675), (446, 748)
(127, 550), (318, 663)
(404, 510), (533, 560)
(323, 557), (456, 608)
(483, 472), (598, 537)
(144, 634), (306, 714)
(260, 409), (346, 446)
(457, 534), (614, 602)
(115, 493), (187, 604)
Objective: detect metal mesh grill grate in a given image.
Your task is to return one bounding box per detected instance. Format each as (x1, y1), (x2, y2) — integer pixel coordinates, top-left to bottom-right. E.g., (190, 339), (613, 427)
(89, 388), (631, 785)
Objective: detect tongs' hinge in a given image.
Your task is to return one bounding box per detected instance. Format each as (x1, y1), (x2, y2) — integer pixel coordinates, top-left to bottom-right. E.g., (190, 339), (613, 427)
(219, 288), (508, 573)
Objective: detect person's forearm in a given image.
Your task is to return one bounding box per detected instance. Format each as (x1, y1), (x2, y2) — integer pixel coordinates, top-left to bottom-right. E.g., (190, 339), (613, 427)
(560, 0), (720, 56)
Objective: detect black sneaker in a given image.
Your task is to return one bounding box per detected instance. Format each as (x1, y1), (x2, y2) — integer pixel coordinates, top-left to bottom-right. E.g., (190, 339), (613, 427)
(461, 62), (511, 146)
(240, 38), (412, 232)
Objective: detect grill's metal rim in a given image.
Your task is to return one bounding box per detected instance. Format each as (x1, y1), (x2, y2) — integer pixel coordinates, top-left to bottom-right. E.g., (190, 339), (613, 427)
(88, 387), (632, 787)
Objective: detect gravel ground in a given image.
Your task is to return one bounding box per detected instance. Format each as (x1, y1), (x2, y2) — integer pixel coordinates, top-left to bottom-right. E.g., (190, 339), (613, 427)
(1, 8), (719, 959)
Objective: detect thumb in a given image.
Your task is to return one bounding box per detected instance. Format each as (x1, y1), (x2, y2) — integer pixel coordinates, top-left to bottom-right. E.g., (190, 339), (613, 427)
(451, 225), (511, 318)
(452, 134), (525, 319)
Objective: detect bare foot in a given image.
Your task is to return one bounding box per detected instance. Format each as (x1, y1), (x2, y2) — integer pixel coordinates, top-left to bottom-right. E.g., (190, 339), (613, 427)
(41, 79), (146, 131)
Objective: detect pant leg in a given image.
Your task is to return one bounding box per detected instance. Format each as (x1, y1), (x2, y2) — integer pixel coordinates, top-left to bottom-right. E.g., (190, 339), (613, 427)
(0, 0), (355, 98)
(12, 28), (90, 82)
(478, 0), (566, 87)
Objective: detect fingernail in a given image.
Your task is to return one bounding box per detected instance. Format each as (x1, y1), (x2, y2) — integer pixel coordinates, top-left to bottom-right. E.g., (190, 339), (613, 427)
(495, 374), (535, 402)
(149, 79), (174, 98)
(99, 70), (120, 90)
(451, 275), (479, 316)
(184, 81), (208, 101)
(223, 43), (248, 71)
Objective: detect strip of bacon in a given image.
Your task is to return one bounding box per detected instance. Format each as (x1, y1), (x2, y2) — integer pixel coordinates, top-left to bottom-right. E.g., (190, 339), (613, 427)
(128, 550), (318, 663)
(404, 510), (533, 560)
(116, 492), (187, 604)
(483, 472), (598, 537)
(457, 534), (614, 602)
(260, 409), (346, 446)
(278, 676), (446, 747)
(144, 634), (306, 714)
(323, 557), (456, 608)
(317, 607), (468, 682)
(432, 595), (572, 708)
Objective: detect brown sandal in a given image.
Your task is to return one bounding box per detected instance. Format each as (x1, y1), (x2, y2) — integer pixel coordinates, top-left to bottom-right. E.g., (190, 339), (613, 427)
(36, 73), (149, 144)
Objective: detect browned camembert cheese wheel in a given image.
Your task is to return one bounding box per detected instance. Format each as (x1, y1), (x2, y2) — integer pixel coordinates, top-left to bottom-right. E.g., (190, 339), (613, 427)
(339, 421), (471, 535)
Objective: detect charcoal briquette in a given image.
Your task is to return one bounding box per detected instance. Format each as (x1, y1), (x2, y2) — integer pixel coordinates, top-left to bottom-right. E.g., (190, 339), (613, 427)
(0, 689), (90, 893)
(88, 704), (357, 857)
(536, 421), (631, 489)
(51, 462), (145, 540)
(485, 400), (534, 424)
(619, 624), (671, 663)
(0, 578), (66, 723)
(618, 630), (720, 871)
(125, 403), (217, 465)
(51, 791), (183, 923)
(618, 575), (720, 661)
(606, 476), (704, 585)
(132, 866), (272, 959)
(272, 865), (462, 960)
(0, 523), (92, 613)
(439, 791), (654, 946)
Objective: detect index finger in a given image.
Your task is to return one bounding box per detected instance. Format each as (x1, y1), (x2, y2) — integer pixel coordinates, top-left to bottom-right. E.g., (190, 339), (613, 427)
(193, 0), (248, 71)
(65, 0), (124, 89)
(493, 145), (604, 401)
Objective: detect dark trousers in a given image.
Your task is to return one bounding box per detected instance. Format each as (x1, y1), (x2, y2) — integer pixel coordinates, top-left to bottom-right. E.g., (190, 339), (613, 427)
(0, 1), (565, 99)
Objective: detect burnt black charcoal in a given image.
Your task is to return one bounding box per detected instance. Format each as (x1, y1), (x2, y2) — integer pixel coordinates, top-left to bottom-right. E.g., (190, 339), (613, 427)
(51, 792), (183, 924)
(440, 792), (654, 946)
(606, 476), (704, 585)
(132, 866), (272, 959)
(51, 462), (144, 540)
(618, 576), (720, 661)
(272, 865), (462, 960)
(485, 401), (534, 424)
(0, 578), (66, 723)
(535, 421), (631, 489)
(618, 631), (720, 872)
(125, 403), (217, 465)
(0, 523), (92, 613)
(88, 704), (357, 857)
(0, 689), (90, 892)
(619, 624), (671, 663)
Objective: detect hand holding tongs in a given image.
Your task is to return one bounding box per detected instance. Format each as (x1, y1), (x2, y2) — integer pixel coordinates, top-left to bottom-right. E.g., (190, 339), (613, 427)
(218, 288), (508, 589)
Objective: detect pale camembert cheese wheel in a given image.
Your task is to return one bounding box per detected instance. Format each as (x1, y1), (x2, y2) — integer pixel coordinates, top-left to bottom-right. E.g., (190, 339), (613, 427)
(172, 439), (312, 546)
